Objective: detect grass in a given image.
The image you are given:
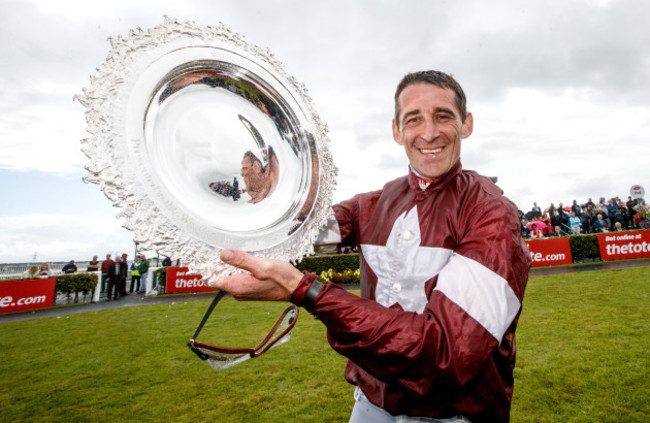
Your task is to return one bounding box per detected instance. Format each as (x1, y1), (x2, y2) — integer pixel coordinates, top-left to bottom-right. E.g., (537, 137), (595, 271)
(0, 267), (648, 422)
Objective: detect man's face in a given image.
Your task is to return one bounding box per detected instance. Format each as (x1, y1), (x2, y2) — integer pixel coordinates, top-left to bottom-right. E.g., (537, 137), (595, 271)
(392, 83), (473, 179)
(241, 156), (265, 193)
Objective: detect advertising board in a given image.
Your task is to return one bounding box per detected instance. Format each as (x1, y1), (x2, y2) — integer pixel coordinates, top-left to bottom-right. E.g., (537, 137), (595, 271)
(0, 278), (56, 314)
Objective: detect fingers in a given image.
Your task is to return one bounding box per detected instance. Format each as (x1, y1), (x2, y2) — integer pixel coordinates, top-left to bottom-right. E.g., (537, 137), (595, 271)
(220, 249), (261, 274)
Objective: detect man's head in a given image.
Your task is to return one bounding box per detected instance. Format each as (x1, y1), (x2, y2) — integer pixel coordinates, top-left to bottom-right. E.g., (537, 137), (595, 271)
(106, 254), (111, 260)
(392, 71), (473, 179)
(394, 71), (468, 123)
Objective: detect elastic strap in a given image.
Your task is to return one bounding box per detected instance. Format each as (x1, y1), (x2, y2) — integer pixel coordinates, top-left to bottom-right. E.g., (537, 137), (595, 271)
(191, 290), (227, 341)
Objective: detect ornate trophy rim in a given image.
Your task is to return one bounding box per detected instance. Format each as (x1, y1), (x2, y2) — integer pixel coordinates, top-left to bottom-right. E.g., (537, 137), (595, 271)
(75, 17), (337, 282)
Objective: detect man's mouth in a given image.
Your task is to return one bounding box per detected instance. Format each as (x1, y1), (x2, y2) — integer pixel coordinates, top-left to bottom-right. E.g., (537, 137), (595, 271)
(419, 147), (443, 155)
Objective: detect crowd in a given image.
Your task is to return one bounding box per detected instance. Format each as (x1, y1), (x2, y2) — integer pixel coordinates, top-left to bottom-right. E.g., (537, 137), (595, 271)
(521, 195), (648, 239)
(19, 253), (180, 302)
(99, 253), (151, 301)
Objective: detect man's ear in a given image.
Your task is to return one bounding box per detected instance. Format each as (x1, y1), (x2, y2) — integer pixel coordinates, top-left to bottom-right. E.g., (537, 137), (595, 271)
(392, 119), (405, 146)
(461, 112), (474, 139)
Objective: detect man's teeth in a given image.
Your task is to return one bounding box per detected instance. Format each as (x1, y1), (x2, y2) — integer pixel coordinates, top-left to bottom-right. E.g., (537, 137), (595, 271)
(420, 147), (443, 154)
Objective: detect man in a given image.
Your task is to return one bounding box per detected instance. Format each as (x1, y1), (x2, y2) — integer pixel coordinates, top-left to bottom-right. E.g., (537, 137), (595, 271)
(138, 254), (150, 294)
(214, 71), (531, 422)
(594, 214), (609, 233)
(240, 151), (269, 203)
(129, 255), (141, 293)
(106, 256), (122, 301)
(87, 256), (100, 273)
(61, 260), (77, 274)
(100, 254), (113, 294)
(119, 253), (129, 297)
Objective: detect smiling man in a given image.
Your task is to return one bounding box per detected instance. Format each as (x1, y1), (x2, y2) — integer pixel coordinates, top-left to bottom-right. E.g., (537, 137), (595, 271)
(215, 71), (531, 423)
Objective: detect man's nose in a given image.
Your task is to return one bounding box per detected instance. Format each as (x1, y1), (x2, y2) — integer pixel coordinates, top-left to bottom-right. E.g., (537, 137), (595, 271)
(421, 118), (439, 141)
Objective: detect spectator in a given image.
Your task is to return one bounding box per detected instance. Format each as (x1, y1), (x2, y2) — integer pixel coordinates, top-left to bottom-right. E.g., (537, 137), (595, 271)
(571, 200), (582, 216)
(87, 256), (100, 272)
(22, 265), (40, 279)
(39, 263), (51, 277)
(627, 196), (639, 228)
(569, 211), (581, 234)
(594, 214), (609, 233)
(100, 254), (113, 294)
(531, 202), (542, 218)
(138, 255), (150, 294)
(62, 260), (78, 274)
(129, 255), (141, 293)
(614, 221), (623, 231)
(162, 256), (172, 267)
(580, 207), (591, 234)
(107, 257), (122, 301)
(606, 199), (618, 231)
(529, 226), (544, 239)
(119, 253), (129, 297)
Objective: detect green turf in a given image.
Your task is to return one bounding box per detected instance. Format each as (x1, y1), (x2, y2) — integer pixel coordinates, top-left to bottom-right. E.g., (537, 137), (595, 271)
(0, 267), (648, 422)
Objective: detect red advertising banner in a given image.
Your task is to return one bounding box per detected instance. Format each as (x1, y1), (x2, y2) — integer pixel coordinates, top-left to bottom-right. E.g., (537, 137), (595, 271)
(598, 230), (650, 261)
(0, 278), (56, 314)
(525, 237), (573, 267)
(165, 267), (212, 293)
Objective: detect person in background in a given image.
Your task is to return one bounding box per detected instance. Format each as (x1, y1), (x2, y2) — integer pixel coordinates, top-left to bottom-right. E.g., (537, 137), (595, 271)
(100, 254), (113, 294)
(627, 196), (639, 228)
(129, 255), (141, 293)
(569, 211), (581, 234)
(119, 253), (129, 297)
(594, 214), (609, 233)
(107, 257), (122, 301)
(22, 265), (40, 279)
(39, 263), (51, 277)
(62, 260), (78, 274)
(606, 199), (618, 231)
(162, 256), (172, 267)
(529, 225), (544, 239)
(87, 256), (100, 273)
(138, 254), (150, 294)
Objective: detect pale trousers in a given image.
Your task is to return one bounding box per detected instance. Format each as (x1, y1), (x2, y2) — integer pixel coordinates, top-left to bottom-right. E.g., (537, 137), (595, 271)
(349, 387), (471, 423)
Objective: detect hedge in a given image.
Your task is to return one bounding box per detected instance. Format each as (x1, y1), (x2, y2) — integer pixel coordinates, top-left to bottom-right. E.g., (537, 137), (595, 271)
(55, 273), (98, 302)
(295, 253), (360, 275)
(567, 234), (601, 262)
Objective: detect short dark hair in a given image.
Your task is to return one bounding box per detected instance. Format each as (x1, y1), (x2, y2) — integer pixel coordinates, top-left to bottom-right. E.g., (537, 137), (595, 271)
(394, 70), (467, 124)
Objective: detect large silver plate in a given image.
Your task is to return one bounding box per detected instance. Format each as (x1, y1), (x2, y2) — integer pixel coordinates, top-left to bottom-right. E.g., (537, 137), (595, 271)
(76, 18), (336, 282)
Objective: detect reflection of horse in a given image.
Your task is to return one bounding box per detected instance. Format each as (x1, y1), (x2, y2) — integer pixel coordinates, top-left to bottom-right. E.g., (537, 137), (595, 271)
(240, 146), (279, 204)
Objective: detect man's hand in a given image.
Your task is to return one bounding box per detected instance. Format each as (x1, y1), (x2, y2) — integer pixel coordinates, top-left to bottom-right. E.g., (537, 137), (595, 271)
(212, 249), (304, 301)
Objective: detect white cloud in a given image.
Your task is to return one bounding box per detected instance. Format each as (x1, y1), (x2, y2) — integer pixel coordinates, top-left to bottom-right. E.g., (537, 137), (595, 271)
(0, 213), (139, 262)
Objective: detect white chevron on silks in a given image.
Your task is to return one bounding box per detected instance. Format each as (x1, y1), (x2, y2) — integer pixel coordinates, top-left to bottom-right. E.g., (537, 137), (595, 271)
(361, 207), (452, 313)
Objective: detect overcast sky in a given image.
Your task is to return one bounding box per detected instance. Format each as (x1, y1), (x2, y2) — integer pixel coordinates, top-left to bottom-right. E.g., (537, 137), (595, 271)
(1, 0), (649, 264)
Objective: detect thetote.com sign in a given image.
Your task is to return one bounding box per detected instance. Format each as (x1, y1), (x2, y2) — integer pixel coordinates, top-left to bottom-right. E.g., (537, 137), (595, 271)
(0, 278), (56, 314)
(165, 267), (212, 293)
(598, 231), (650, 261)
(525, 237), (573, 267)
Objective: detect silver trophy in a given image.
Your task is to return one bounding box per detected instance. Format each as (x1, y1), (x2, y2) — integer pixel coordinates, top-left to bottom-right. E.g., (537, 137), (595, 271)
(76, 17), (337, 283)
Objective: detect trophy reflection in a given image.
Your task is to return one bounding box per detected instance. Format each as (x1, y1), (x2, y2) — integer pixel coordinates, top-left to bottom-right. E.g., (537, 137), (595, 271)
(208, 146), (279, 204)
(239, 146), (279, 204)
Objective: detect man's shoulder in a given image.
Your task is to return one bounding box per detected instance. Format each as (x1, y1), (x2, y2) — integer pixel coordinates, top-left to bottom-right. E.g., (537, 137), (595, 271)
(454, 169), (504, 199)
